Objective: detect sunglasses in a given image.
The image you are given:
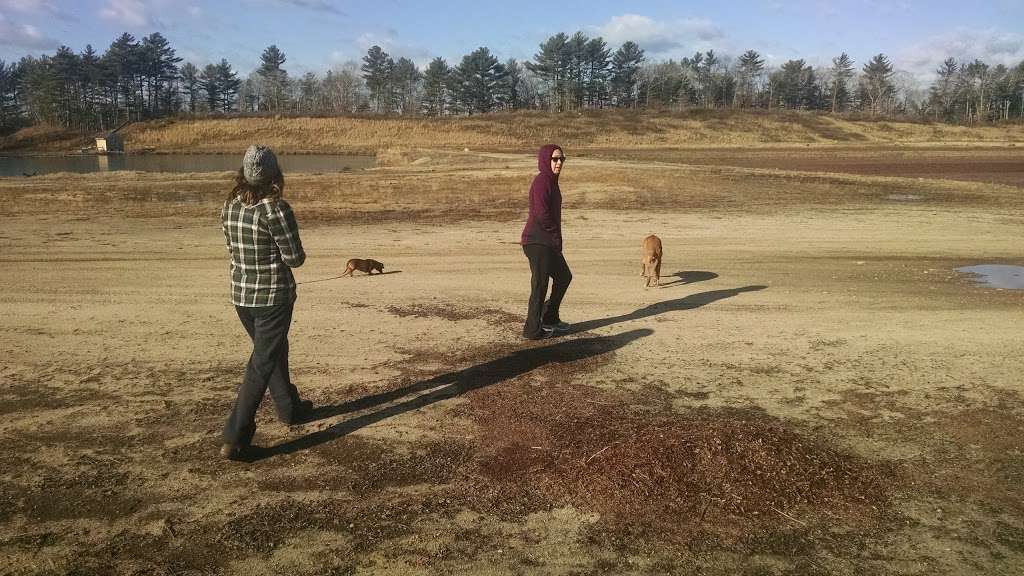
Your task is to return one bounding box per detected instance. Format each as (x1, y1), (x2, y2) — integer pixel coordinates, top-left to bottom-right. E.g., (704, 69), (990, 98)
(550, 155), (566, 163)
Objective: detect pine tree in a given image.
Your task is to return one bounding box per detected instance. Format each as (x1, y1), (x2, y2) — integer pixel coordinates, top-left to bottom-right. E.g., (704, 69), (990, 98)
(829, 53), (855, 113)
(697, 50), (718, 107)
(526, 33), (569, 110)
(962, 59), (993, 122)
(565, 31), (588, 109)
(258, 45), (288, 111)
(19, 55), (59, 124)
(610, 41), (644, 107)
(199, 63), (220, 112)
(80, 45), (103, 126)
(239, 76), (260, 113)
(215, 59), (240, 112)
(103, 33), (141, 122)
(775, 59), (818, 109)
(179, 62), (200, 113)
(502, 58), (527, 110)
(0, 59), (20, 133)
(861, 53), (894, 116)
(421, 57), (450, 116)
(50, 46), (80, 128)
(141, 33), (180, 117)
(735, 50), (764, 108)
(297, 71), (319, 113)
(928, 58), (958, 121)
(584, 37), (611, 108)
(361, 45), (393, 113)
(391, 57), (420, 114)
(452, 47), (506, 114)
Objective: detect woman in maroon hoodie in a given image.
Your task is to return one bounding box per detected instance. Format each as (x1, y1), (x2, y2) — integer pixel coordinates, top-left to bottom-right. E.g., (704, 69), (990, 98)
(520, 144), (572, 340)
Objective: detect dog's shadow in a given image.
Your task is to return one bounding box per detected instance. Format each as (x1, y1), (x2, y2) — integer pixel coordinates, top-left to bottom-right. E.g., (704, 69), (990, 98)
(657, 270), (718, 288)
(351, 270), (402, 278)
(300, 271), (402, 285)
(570, 284), (766, 334)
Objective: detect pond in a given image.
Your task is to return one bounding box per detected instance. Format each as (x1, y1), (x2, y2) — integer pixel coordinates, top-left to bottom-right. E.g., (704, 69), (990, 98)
(957, 264), (1024, 290)
(0, 153), (374, 177)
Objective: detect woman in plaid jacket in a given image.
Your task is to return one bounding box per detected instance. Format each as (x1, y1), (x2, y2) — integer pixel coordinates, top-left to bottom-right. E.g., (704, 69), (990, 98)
(219, 145), (312, 460)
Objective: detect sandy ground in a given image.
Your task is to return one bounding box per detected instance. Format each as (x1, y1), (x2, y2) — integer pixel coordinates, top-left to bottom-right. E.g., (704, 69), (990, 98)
(1, 150), (1023, 575)
(589, 146), (1024, 187)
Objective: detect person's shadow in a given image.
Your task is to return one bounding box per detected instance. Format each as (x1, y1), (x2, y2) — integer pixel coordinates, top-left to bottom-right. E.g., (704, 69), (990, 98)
(570, 285), (767, 334)
(245, 328), (654, 461)
(657, 270), (718, 288)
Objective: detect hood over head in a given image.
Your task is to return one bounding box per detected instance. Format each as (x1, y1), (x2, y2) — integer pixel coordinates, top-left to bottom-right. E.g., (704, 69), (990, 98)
(537, 144), (562, 177)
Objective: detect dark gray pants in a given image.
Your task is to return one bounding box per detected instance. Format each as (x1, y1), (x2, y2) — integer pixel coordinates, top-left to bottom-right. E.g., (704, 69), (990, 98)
(523, 244), (572, 339)
(223, 300), (302, 447)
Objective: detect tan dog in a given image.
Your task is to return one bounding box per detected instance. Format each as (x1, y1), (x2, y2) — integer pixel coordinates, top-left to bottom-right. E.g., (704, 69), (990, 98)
(342, 258), (384, 276)
(641, 235), (663, 288)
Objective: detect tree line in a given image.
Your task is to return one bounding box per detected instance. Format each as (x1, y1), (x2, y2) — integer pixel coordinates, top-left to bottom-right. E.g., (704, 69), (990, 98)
(2, 30), (1023, 135)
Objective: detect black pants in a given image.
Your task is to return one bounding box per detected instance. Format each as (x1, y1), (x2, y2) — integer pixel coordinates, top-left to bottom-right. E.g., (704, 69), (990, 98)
(522, 244), (572, 339)
(223, 300), (302, 447)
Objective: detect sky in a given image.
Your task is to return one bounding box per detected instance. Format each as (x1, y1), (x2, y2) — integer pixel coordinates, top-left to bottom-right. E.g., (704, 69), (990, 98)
(1, 0), (1023, 82)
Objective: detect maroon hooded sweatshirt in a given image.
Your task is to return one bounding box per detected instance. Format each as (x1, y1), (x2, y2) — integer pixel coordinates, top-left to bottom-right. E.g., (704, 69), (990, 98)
(520, 144), (563, 251)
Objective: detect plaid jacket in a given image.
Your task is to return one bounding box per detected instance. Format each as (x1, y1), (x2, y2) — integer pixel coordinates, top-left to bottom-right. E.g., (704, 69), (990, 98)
(221, 195), (306, 307)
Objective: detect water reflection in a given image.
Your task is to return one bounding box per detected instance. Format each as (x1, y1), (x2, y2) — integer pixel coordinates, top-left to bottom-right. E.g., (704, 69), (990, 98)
(0, 153), (374, 177)
(957, 265), (1024, 290)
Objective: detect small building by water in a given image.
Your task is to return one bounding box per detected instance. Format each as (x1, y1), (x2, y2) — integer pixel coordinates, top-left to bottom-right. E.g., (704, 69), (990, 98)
(95, 132), (124, 154)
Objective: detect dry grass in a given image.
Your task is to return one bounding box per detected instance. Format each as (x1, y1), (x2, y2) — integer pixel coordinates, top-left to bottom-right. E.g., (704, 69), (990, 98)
(6, 110), (1023, 154)
(121, 111), (1024, 153)
(1, 153), (1019, 228)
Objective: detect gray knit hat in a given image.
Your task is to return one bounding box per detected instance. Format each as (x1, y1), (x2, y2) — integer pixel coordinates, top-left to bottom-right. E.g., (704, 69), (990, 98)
(242, 145), (280, 185)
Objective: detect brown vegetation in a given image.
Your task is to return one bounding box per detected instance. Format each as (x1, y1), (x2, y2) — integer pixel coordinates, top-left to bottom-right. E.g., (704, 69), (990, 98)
(5, 110), (1024, 154)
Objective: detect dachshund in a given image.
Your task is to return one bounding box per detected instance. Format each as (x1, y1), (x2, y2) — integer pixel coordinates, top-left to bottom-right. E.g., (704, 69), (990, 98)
(342, 258), (384, 276)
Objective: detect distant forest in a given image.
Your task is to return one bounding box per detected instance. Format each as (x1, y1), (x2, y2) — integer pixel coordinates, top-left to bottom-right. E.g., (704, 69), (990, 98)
(1, 30), (1023, 135)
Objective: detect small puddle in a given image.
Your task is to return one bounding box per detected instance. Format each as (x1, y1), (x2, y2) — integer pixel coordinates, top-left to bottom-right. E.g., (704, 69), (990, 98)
(957, 265), (1024, 289)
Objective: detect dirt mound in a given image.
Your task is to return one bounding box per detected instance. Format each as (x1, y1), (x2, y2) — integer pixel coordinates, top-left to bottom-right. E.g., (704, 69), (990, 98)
(468, 381), (896, 539)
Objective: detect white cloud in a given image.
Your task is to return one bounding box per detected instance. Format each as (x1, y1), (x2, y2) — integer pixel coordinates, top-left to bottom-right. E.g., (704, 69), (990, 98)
(99, 0), (152, 28)
(187, 5), (201, 17)
(0, 13), (59, 50)
(590, 14), (724, 56)
(355, 31), (433, 68)
(899, 28), (1024, 81)
(328, 50), (349, 65)
(0, 0), (57, 13)
(0, 0), (75, 21)
(274, 0), (343, 15)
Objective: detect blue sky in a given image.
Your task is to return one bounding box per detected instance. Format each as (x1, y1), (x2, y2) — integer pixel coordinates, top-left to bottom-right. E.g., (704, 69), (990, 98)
(1, 0), (1023, 81)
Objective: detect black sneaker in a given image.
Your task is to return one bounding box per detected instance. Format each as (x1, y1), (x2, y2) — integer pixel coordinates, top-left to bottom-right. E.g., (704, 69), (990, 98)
(220, 444), (248, 461)
(543, 321), (571, 333)
(289, 400), (315, 425)
(525, 327), (556, 340)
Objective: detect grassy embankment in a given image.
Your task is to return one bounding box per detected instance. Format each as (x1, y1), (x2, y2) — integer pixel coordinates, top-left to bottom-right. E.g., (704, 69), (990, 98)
(3, 109), (1024, 154)
(1, 148), (1019, 228)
